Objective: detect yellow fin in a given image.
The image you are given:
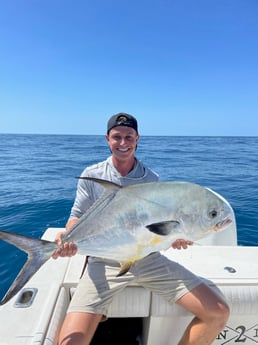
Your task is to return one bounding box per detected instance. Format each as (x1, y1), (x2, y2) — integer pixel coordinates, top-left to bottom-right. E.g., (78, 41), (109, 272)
(117, 261), (134, 277)
(150, 234), (162, 245)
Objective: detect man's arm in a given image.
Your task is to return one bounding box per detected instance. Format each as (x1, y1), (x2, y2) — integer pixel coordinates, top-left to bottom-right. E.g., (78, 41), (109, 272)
(52, 218), (79, 259)
(172, 239), (193, 249)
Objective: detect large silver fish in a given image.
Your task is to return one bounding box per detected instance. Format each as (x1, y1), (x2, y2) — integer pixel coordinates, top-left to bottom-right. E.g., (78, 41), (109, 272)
(0, 178), (232, 305)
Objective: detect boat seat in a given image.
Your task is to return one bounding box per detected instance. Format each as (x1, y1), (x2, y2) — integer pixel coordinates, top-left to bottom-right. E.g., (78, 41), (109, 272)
(145, 246), (258, 345)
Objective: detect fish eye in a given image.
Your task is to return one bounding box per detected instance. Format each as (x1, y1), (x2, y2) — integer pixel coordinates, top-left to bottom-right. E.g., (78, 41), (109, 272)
(209, 209), (218, 219)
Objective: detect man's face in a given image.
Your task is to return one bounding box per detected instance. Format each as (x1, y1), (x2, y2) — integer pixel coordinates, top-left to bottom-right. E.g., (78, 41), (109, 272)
(106, 126), (139, 161)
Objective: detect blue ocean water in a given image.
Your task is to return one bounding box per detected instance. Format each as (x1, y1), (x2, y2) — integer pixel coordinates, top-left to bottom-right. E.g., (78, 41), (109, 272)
(0, 134), (257, 300)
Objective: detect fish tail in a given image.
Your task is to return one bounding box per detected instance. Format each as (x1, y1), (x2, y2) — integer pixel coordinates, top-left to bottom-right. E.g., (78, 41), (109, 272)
(0, 230), (57, 305)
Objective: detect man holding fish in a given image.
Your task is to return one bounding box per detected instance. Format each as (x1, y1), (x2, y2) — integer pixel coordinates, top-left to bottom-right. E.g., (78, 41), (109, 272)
(53, 113), (230, 345)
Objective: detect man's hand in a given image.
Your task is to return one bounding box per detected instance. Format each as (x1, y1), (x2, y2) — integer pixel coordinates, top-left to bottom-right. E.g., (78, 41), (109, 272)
(172, 239), (193, 250)
(52, 231), (78, 259)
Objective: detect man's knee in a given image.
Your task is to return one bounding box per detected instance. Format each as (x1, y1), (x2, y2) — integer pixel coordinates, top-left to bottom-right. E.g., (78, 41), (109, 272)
(212, 300), (230, 329)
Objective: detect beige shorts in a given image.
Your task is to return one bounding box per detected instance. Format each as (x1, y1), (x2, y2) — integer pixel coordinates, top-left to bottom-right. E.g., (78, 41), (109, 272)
(68, 252), (203, 316)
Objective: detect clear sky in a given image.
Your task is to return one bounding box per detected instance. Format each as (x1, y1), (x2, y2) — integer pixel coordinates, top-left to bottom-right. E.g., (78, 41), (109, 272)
(0, 0), (257, 136)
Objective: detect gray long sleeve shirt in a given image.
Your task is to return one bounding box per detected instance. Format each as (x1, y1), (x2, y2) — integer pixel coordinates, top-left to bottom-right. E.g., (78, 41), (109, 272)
(69, 156), (159, 220)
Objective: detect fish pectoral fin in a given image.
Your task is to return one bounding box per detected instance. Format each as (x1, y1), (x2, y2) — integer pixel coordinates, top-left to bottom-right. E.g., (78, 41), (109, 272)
(146, 220), (180, 236)
(117, 261), (134, 277)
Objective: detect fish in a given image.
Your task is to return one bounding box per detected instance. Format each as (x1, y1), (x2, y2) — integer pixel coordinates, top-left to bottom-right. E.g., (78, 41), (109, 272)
(0, 178), (232, 305)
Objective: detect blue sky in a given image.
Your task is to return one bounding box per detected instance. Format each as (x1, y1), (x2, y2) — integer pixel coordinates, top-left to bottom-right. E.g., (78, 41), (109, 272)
(0, 0), (257, 136)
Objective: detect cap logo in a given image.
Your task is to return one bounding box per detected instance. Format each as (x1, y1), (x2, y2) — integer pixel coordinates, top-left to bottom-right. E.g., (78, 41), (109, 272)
(107, 113), (138, 134)
(117, 115), (129, 124)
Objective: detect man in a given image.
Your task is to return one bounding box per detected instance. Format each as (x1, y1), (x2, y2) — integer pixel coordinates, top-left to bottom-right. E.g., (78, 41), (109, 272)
(53, 113), (229, 345)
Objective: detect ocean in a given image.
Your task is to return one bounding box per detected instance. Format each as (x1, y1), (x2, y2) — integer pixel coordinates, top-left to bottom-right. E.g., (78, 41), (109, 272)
(0, 134), (257, 300)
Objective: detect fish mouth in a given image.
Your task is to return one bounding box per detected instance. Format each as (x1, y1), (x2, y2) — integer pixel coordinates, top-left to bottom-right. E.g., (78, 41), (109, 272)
(214, 217), (232, 232)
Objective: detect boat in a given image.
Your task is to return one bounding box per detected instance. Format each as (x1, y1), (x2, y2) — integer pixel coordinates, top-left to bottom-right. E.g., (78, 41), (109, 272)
(1, 194), (258, 345)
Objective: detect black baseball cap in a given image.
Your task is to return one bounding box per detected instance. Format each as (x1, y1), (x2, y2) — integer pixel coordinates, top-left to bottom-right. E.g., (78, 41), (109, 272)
(107, 113), (138, 134)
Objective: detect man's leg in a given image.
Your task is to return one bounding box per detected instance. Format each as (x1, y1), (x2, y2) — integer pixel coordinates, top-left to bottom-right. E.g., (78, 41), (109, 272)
(58, 312), (103, 345)
(176, 283), (230, 345)
(57, 259), (135, 345)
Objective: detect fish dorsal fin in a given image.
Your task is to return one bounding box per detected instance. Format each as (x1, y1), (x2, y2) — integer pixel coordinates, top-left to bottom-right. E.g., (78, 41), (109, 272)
(146, 220), (180, 236)
(77, 177), (121, 191)
(65, 178), (121, 240)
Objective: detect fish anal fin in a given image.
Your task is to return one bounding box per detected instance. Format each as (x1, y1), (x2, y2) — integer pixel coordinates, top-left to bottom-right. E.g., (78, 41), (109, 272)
(77, 177), (121, 190)
(116, 261), (134, 277)
(146, 220), (180, 236)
